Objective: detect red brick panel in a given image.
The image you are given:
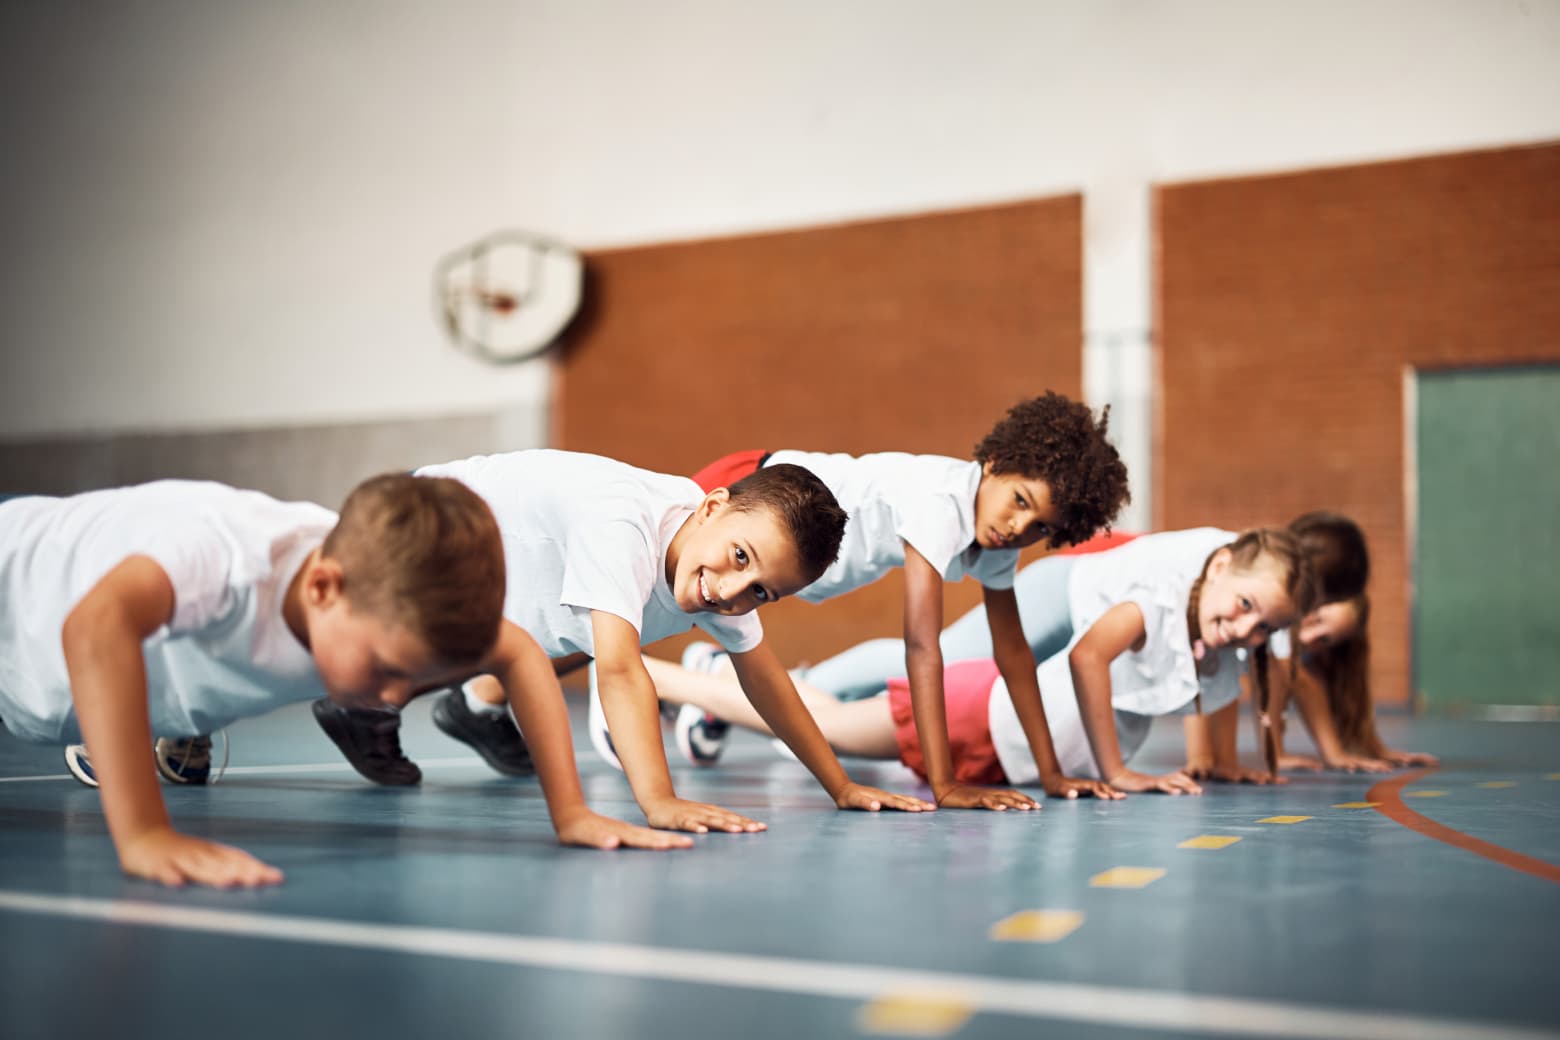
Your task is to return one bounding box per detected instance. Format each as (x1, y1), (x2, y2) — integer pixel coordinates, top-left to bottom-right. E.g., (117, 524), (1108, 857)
(557, 198), (1083, 665)
(1157, 142), (1560, 706)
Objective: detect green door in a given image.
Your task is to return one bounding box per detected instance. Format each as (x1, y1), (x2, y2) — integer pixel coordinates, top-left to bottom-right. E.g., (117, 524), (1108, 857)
(1414, 365), (1560, 711)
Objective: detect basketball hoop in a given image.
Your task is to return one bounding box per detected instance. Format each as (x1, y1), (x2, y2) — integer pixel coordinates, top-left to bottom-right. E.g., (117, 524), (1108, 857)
(433, 231), (584, 364)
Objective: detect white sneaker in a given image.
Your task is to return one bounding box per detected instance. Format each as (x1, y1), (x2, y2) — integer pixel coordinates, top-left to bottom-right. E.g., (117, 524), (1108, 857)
(586, 663), (624, 771)
(680, 641), (728, 673)
(675, 703), (731, 767)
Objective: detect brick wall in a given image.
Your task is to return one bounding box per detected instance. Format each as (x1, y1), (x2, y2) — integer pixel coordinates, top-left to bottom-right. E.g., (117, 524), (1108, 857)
(557, 198), (1083, 665)
(1157, 141), (1560, 705)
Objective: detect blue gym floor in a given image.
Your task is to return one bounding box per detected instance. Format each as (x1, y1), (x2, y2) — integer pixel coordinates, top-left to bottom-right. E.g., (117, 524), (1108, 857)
(1, 690), (1556, 1040)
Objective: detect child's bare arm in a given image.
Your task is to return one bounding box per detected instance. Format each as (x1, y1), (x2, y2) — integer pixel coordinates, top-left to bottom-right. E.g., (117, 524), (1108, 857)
(986, 587), (1119, 802)
(1190, 699), (1283, 784)
(728, 642), (934, 813)
(64, 556), (283, 888)
(1283, 664), (1392, 773)
(484, 621), (691, 850)
(590, 611), (764, 834)
(1069, 603), (1201, 795)
(902, 546), (1025, 809)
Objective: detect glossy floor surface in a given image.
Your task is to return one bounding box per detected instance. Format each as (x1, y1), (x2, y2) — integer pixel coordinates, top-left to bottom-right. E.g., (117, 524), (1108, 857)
(1, 700), (1556, 1040)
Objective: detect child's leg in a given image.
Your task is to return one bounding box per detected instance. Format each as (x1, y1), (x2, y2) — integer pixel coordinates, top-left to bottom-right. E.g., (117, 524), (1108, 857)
(642, 657), (898, 758)
(803, 557), (1079, 700)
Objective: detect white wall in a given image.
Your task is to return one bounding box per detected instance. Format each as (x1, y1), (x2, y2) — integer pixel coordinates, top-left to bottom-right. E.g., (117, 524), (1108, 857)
(3, 0), (1558, 524)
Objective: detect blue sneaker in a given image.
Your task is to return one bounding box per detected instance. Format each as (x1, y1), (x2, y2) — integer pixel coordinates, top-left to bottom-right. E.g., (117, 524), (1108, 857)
(154, 736), (213, 785)
(64, 736), (220, 788)
(64, 744), (97, 788)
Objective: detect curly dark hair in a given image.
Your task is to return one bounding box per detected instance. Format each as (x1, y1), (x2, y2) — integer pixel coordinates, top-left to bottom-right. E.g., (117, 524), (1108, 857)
(972, 391), (1130, 547)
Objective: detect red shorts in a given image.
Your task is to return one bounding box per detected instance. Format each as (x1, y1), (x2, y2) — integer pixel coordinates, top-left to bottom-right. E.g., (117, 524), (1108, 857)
(1058, 530), (1139, 555)
(690, 450), (770, 493)
(887, 658), (1007, 786)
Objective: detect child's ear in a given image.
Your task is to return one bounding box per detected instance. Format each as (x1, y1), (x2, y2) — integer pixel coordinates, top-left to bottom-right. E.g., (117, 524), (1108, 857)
(305, 556), (347, 607)
(1205, 546), (1233, 581)
(698, 487), (732, 520)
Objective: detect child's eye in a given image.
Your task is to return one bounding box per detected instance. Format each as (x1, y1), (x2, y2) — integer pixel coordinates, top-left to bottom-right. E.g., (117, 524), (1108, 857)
(1015, 493), (1028, 508)
(754, 586), (770, 603)
(1239, 597), (1253, 611)
(734, 547), (749, 565)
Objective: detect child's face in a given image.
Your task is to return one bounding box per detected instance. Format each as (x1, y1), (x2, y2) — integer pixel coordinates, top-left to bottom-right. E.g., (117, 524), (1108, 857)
(973, 466), (1059, 551)
(1197, 551), (1299, 651)
(1297, 599), (1361, 654)
(670, 494), (810, 616)
(301, 565), (469, 709)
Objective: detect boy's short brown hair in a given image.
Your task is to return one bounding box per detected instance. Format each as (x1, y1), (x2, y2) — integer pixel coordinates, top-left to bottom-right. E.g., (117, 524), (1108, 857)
(973, 391), (1130, 548)
(322, 473), (506, 665)
(726, 463), (847, 584)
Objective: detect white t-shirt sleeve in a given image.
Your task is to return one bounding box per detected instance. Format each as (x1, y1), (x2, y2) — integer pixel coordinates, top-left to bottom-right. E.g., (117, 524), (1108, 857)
(120, 514), (243, 636)
(558, 521), (657, 634)
(693, 612), (764, 655)
(895, 494), (971, 579)
(1268, 629), (1293, 661)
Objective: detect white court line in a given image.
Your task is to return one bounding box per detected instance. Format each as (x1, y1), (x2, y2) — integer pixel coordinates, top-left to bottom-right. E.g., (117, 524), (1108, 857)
(0, 757), (484, 784)
(0, 890), (1548, 1040)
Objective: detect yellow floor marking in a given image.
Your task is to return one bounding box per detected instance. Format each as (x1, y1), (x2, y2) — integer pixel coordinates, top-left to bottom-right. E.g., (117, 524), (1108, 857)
(1258, 815), (1312, 824)
(1089, 867), (1166, 888)
(1405, 790), (1448, 798)
(988, 910), (1086, 943)
(1333, 802), (1380, 808)
(857, 993), (974, 1036)
(1548, 773), (1560, 780)
(1178, 835), (1242, 850)
(1475, 781), (1515, 789)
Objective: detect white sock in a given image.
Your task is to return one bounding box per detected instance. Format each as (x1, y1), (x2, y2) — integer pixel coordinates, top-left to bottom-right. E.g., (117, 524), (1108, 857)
(462, 682), (507, 717)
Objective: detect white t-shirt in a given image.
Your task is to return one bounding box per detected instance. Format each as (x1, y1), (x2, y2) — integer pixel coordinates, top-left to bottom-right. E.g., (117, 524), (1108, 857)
(0, 482), (336, 744)
(417, 450), (762, 658)
(764, 450), (1018, 603)
(988, 528), (1245, 781)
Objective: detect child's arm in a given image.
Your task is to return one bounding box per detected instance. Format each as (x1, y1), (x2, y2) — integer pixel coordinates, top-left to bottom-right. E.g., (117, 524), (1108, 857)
(1068, 603), (1202, 795)
(1185, 700), (1283, 784)
(901, 547), (1031, 809)
(728, 641), (935, 813)
(590, 611), (765, 834)
(485, 621), (692, 850)
(64, 556), (284, 888)
(985, 587), (1120, 801)
(1282, 665), (1393, 774)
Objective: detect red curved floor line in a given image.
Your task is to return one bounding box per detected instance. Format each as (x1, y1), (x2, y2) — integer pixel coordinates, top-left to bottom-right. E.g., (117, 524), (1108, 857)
(1367, 767), (1560, 884)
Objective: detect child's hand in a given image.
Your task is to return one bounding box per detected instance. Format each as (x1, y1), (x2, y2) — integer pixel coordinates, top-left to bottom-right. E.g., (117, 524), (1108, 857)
(1181, 753), (1215, 779)
(1321, 752), (1393, 774)
(643, 797), (766, 834)
(834, 782), (936, 813)
(933, 782), (1038, 811)
(1384, 748), (1439, 768)
(556, 811), (695, 850)
(1277, 753), (1324, 772)
(1208, 763), (1287, 785)
(1040, 773), (1125, 801)
(120, 827), (284, 889)
(1107, 768), (1203, 795)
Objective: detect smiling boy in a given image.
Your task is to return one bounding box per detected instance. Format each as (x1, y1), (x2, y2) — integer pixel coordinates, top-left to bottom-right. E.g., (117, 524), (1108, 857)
(314, 449), (933, 830)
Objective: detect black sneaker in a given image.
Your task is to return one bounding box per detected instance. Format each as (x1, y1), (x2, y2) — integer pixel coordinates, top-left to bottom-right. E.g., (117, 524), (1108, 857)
(312, 699), (422, 786)
(432, 688), (534, 777)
